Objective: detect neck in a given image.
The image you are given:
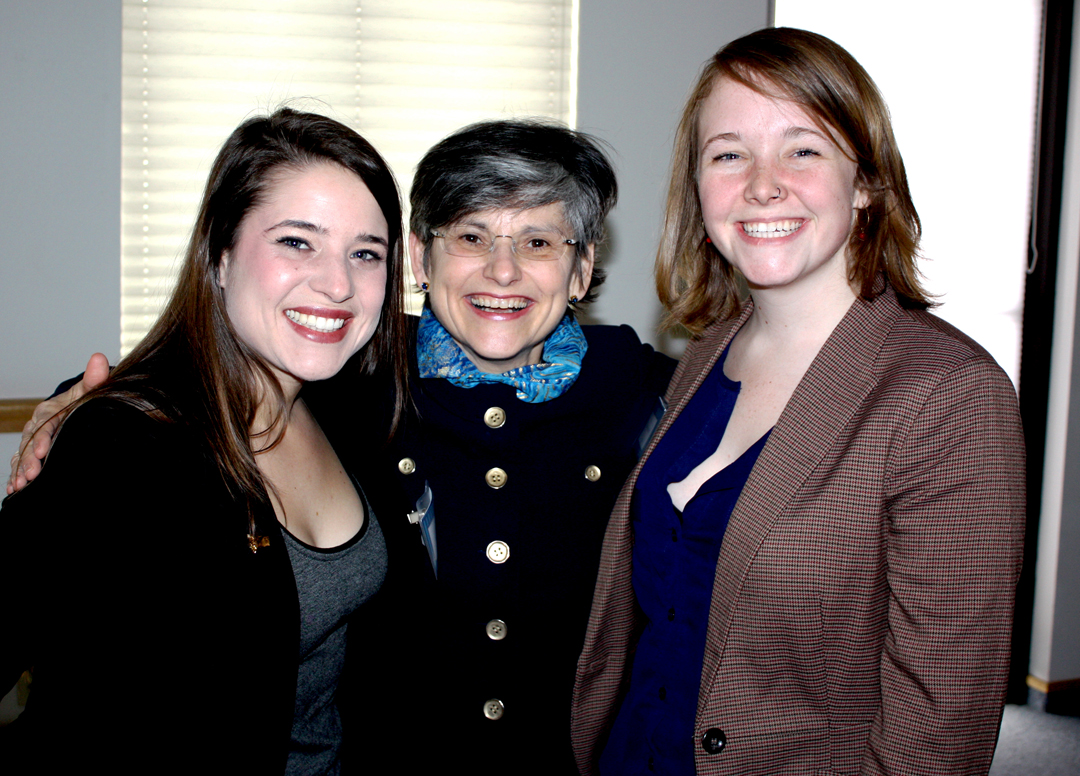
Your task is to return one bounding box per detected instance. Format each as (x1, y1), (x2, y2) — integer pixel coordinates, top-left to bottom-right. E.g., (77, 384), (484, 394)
(252, 373), (303, 441)
(744, 277), (857, 347)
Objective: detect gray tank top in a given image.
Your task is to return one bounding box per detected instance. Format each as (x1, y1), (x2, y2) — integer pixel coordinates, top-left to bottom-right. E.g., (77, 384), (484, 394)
(281, 484), (387, 775)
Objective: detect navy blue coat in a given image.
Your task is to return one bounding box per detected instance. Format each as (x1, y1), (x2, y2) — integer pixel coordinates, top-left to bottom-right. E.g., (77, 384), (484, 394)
(308, 319), (674, 772)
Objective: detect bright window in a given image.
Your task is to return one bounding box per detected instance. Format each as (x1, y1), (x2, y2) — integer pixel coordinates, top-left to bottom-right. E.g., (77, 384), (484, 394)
(121, 0), (577, 354)
(774, 1), (1040, 387)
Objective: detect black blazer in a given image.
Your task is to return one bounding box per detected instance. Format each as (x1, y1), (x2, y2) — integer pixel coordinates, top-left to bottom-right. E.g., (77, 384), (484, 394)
(0, 400), (298, 773)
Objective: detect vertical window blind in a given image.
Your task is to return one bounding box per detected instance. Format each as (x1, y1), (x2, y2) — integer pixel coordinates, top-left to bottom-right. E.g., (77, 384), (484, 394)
(121, 0), (577, 354)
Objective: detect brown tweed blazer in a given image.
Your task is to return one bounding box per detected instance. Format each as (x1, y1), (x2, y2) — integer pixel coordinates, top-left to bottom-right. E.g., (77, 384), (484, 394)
(571, 285), (1026, 775)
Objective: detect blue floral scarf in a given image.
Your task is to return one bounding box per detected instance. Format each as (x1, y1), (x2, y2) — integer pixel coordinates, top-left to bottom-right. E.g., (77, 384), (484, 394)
(416, 305), (587, 403)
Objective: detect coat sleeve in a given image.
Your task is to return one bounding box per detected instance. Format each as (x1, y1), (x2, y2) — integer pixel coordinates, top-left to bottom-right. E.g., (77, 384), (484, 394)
(865, 355), (1025, 775)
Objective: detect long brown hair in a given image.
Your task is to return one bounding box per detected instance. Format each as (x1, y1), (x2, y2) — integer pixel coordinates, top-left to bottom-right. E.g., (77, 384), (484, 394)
(61, 108), (407, 529)
(657, 27), (930, 334)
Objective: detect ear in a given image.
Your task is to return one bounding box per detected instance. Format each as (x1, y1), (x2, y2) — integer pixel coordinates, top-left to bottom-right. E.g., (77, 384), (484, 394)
(218, 251), (230, 289)
(854, 186), (871, 210)
(570, 243), (596, 301)
(408, 232), (429, 288)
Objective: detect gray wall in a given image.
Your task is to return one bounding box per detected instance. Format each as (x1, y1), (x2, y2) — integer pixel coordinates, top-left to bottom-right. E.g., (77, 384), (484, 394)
(576, 0), (769, 351)
(0, 0), (121, 466)
(0, 1), (122, 397)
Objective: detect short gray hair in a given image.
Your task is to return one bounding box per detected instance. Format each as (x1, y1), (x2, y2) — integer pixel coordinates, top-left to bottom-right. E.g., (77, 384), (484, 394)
(410, 119), (618, 304)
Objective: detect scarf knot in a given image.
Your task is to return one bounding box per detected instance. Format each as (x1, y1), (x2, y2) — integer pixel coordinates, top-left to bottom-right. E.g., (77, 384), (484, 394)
(416, 306), (587, 403)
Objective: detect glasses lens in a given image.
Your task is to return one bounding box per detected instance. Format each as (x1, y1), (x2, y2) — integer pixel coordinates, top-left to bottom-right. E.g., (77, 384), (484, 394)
(515, 233), (565, 261)
(441, 227), (490, 257)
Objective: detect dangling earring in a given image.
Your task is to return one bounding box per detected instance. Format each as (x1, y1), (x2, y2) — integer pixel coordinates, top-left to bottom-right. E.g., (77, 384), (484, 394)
(857, 208), (869, 241)
(705, 237), (712, 244)
(420, 282), (429, 292)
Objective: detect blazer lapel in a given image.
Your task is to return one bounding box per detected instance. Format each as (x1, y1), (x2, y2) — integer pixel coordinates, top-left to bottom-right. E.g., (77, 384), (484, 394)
(696, 288), (903, 704)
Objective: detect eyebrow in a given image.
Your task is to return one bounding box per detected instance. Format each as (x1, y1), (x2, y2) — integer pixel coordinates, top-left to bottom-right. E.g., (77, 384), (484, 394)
(785, 126), (829, 142)
(267, 219), (388, 246)
(701, 125), (830, 148)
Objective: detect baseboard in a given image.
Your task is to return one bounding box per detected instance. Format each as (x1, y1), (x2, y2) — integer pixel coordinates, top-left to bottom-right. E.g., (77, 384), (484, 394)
(1027, 675), (1080, 716)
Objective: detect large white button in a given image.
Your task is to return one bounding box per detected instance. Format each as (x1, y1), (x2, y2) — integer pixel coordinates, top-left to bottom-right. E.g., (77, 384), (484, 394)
(584, 465), (601, 482)
(483, 698), (505, 720)
(486, 540), (510, 564)
(484, 407), (507, 428)
(397, 458), (416, 475)
(485, 467), (507, 489)
(485, 619), (508, 641)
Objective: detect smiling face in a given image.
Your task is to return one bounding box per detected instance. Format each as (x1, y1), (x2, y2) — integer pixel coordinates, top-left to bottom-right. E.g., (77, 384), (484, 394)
(218, 162), (389, 393)
(696, 77), (869, 297)
(410, 203), (593, 374)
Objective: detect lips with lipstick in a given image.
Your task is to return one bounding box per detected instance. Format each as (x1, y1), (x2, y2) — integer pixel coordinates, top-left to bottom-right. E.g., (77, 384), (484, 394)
(742, 219), (805, 238)
(468, 295), (529, 313)
(285, 309), (348, 333)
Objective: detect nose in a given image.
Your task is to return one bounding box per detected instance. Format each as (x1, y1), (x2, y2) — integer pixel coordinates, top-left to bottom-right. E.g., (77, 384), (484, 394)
(746, 161), (784, 205)
(311, 253), (355, 302)
(482, 236), (522, 285)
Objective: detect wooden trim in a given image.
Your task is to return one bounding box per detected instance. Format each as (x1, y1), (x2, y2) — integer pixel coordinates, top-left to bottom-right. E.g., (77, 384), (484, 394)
(1027, 674), (1080, 693)
(0, 398), (42, 434)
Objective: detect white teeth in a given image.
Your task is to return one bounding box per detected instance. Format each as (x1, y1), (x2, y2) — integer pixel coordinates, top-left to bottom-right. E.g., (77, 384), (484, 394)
(286, 310), (346, 332)
(470, 296), (528, 311)
(742, 220), (803, 238)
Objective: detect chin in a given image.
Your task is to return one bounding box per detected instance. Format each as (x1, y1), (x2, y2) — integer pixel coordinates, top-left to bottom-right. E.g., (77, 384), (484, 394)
(286, 356), (352, 384)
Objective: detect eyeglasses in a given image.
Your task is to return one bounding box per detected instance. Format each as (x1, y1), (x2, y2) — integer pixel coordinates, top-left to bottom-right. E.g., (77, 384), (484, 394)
(431, 225), (578, 262)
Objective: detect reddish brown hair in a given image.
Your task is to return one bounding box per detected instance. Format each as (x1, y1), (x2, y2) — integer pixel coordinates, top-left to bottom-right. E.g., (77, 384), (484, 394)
(657, 27), (930, 333)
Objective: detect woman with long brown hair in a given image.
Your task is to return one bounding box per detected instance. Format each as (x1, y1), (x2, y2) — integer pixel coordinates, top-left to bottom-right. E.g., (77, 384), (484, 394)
(0, 108), (406, 773)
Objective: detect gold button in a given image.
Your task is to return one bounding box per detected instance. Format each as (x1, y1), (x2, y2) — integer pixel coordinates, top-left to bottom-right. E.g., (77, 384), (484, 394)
(485, 619), (508, 641)
(483, 698), (505, 720)
(397, 458), (416, 475)
(486, 540), (510, 564)
(484, 407), (507, 428)
(485, 467), (508, 489)
(584, 465), (601, 482)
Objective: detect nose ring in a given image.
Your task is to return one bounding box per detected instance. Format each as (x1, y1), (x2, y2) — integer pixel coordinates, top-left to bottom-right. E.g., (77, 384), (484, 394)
(772, 187), (781, 199)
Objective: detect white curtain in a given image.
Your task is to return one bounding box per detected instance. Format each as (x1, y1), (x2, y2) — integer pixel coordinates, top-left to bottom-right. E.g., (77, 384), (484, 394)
(121, 0), (576, 354)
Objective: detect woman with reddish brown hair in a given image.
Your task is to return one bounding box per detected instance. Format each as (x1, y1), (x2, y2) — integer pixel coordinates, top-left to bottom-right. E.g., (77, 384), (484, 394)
(572, 27), (1024, 776)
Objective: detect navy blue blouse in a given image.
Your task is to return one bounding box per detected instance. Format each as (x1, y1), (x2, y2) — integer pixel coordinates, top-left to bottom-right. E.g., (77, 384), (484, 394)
(601, 346), (769, 775)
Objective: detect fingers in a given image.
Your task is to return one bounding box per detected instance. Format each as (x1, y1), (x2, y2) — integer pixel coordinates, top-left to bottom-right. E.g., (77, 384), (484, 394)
(5, 353), (108, 495)
(8, 417), (46, 494)
(7, 408), (59, 494)
(84, 353), (110, 389)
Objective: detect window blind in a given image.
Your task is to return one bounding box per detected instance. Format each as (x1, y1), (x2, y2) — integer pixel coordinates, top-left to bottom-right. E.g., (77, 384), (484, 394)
(121, 0), (576, 354)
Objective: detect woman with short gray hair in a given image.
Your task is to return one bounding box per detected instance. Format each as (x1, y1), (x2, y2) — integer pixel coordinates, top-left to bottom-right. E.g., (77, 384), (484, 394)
(321, 119), (675, 772)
